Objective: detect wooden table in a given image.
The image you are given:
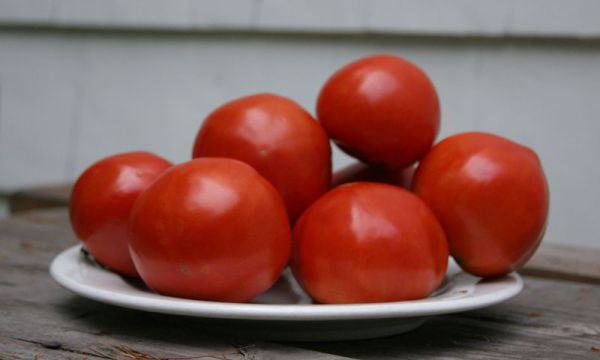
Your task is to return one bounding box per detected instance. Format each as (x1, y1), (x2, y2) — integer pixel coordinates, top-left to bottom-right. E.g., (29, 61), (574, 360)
(4, 184), (73, 213)
(2, 195), (600, 359)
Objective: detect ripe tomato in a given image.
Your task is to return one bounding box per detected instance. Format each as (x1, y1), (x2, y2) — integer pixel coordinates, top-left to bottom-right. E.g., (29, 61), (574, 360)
(413, 132), (549, 277)
(317, 54), (440, 169)
(292, 183), (448, 304)
(129, 158), (291, 302)
(332, 162), (415, 189)
(69, 151), (172, 277)
(192, 93), (331, 220)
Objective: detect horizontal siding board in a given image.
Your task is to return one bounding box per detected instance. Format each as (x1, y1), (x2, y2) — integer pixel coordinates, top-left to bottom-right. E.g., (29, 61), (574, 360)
(0, 0), (599, 38)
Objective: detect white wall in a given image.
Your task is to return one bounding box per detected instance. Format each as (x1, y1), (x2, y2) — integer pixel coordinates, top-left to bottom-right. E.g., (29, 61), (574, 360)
(1, 1), (599, 249)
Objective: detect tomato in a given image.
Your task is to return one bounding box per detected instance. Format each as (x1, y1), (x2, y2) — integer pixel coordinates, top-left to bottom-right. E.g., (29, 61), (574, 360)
(317, 54), (440, 169)
(69, 151), (172, 277)
(332, 162), (415, 189)
(292, 182), (448, 304)
(128, 158), (291, 302)
(192, 93), (331, 220)
(413, 132), (549, 277)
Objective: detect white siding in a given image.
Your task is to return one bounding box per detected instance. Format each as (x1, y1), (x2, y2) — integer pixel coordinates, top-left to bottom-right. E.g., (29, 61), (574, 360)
(0, 1), (599, 248)
(1, 0), (600, 37)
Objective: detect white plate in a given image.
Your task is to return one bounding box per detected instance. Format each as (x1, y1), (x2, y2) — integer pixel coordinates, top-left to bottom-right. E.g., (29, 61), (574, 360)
(50, 245), (522, 341)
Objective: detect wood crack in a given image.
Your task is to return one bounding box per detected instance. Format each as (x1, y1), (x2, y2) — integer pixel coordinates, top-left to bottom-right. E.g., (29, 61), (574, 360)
(233, 343), (256, 360)
(6, 335), (110, 359)
(5, 336), (250, 360)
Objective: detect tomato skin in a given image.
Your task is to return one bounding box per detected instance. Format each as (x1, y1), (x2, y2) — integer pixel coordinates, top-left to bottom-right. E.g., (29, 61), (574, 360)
(413, 132), (549, 278)
(128, 158), (291, 302)
(317, 54), (440, 168)
(332, 162), (415, 189)
(192, 93), (332, 221)
(292, 182), (448, 304)
(69, 151), (172, 277)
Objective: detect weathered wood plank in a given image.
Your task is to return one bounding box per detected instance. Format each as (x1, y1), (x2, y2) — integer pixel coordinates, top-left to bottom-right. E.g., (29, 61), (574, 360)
(297, 278), (600, 359)
(520, 244), (600, 284)
(2, 208), (600, 359)
(0, 335), (107, 360)
(6, 184), (72, 213)
(0, 209), (349, 360)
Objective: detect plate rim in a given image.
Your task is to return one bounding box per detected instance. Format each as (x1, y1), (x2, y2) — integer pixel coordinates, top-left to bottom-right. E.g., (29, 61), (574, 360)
(50, 245), (523, 321)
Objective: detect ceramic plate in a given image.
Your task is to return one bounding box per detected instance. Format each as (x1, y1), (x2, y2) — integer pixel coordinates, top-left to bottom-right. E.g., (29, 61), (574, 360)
(50, 245), (522, 341)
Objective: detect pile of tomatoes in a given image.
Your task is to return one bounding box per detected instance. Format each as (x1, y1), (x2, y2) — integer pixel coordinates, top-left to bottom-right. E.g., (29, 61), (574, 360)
(69, 54), (549, 304)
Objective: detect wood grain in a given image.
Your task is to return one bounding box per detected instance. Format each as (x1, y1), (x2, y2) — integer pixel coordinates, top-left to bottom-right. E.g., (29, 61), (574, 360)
(6, 184), (72, 213)
(2, 208), (600, 359)
(521, 244), (600, 284)
(298, 278), (600, 359)
(0, 209), (349, 360)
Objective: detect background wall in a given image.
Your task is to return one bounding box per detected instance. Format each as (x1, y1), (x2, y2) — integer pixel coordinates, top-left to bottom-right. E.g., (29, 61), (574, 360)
(1, 0), (599, 248)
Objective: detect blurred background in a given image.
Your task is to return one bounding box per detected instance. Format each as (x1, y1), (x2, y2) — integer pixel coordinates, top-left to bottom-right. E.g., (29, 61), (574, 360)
(0, 0), (599, 248)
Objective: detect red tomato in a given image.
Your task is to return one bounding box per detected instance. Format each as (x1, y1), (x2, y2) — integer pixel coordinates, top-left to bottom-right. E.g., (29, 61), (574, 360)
(192, 93), (331, 220)
(129, 158), (291, 302)
(332, 162), (415, 189)
(413, 132), (549, 277)
(317, 54), (440, 168)
(292, 183), (448, 304)
(69, 151), (172, 277)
